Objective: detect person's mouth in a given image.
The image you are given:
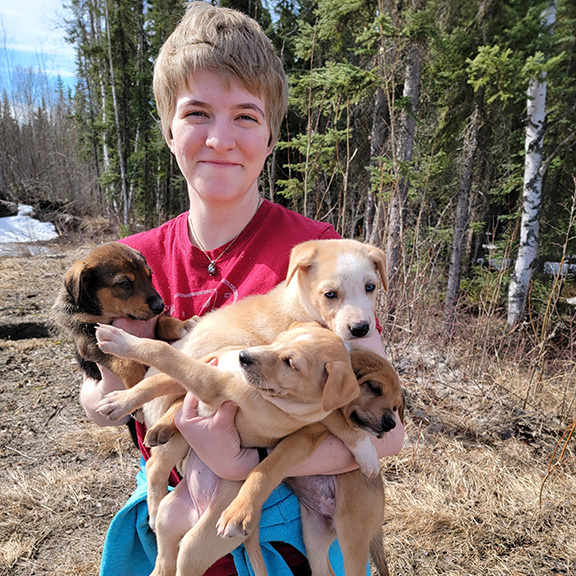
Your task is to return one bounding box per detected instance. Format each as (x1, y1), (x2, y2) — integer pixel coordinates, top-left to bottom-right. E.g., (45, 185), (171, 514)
(199, 159), (240, 168)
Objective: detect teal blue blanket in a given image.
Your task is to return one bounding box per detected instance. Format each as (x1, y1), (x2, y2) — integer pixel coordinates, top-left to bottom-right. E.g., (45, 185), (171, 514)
(99, 459), (367, 576)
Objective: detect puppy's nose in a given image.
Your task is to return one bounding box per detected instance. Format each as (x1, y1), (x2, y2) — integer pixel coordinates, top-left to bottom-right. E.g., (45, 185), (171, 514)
(239, 350), (254, 367)
(349, 321), (370, 338)
(380, 414), (396, 434)
(148, 297), (165, 315)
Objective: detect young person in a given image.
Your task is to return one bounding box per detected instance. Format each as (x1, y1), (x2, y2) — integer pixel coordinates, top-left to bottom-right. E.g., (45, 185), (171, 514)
(80, 3), (404, 575)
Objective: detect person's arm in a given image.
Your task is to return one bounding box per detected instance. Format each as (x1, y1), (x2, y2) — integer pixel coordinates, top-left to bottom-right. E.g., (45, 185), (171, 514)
(79, 317), (157, 427)
(80, 367), (130, 426)
(175, 332), (405, 481)
(278, 416), (404, 476)
(348, 329), (386, 355)
(176, 401), (404, 480)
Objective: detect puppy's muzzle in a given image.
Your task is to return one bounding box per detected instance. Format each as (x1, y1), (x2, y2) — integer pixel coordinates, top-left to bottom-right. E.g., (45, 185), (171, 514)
(379, 413), (396, 436)
(349, 321), (370, 338)
(350, 410), (397, 438)
(239, 350), (254, 368)
(147, 296), (165, 316)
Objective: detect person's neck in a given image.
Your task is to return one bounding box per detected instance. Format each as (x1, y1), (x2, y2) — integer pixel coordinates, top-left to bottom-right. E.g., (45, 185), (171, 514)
(188, 194), (262, 251)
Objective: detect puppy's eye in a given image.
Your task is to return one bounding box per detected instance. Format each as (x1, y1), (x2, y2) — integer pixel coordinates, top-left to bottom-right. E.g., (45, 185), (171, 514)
(366, 283), (376, 293)
(117, 279), (134, 290)
(393, 406), (398, 412)
(367, 382), (382, 396)
(324, 291), (337, 299)
(284, 357), (296, 370)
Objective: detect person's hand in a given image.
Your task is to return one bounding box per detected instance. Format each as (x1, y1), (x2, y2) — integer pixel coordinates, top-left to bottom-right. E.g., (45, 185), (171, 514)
(175, 391), (259, 481)
(81, 366), (129, 426)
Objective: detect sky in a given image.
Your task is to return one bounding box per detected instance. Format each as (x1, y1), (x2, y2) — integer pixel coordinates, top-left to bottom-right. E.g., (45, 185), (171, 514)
(0, 0), (76, 90)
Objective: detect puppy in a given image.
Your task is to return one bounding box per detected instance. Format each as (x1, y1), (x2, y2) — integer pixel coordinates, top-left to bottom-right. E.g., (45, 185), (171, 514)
(52, 242), (190, 389)
(95, 321), (361, 576)
(217, 348), (404, 576)
(95, 238), (388, 527)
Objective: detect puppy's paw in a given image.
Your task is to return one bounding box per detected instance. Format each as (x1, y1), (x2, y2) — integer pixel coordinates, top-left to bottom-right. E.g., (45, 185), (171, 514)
(96, 390), (134, 421)
(180, 315), (201, 337)
(144, 422), (176, 447)
(95, 323), (137, 358)
(216, 502), (257, 539)
(351, 436), (381, 478)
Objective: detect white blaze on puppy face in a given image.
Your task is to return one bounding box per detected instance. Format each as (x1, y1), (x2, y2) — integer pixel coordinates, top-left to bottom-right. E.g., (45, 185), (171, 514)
(310, 252), (378, 341)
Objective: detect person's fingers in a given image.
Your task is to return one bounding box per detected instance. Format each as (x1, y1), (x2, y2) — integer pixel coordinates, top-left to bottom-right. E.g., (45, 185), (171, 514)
(175, 393), (200, 425)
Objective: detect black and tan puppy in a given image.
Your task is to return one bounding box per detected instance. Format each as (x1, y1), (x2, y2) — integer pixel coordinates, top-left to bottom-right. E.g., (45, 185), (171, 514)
(52, 242), (190, 390)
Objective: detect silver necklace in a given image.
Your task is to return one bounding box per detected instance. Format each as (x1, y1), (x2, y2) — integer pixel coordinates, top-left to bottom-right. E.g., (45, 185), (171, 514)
(189, 198), (262, 276)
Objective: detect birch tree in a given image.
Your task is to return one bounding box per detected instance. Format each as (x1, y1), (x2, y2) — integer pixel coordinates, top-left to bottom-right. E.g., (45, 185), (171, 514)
(507, 0), (557, 327)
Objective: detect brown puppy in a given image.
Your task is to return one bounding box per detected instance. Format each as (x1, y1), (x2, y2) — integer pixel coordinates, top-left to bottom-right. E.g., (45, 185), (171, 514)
(52, 242), (191, 389)
(95, 238), (388, 527)
(217, 348), (404, 576)
(95, 321), (361, 576)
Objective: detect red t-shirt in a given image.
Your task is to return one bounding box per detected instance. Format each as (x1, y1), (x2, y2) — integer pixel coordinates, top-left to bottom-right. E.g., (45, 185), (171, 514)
(121, 199), (339, 574)
(122, 199), (339, 321)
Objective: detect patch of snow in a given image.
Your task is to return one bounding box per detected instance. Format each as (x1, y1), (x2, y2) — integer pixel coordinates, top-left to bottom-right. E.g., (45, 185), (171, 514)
(0, 204), (59, 244)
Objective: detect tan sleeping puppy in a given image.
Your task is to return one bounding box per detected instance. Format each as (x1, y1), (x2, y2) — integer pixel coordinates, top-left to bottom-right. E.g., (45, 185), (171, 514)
(217, 348), (404, 576)
(95, 321), (360, 576)
(95, 238), (387, 528)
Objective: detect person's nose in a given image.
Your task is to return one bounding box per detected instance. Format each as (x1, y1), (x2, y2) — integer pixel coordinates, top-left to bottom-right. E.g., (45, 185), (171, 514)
(205, 118), (236, 152)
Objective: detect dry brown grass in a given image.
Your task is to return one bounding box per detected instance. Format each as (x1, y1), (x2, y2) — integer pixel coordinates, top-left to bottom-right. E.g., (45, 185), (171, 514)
(1, 242), (575, 576)
(377, 307), (576, 576)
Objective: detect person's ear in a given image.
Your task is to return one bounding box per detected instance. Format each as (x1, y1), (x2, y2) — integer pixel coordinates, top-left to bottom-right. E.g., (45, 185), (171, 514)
(165, 128), (174, 153)
(266, 135), (274, 157)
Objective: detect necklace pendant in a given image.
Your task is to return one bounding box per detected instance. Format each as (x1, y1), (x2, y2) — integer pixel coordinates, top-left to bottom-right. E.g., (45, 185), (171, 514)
(207, 261), (217, 276)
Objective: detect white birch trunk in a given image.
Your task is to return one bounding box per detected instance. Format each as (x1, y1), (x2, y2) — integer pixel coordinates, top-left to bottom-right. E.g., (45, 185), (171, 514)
(507, 1), (557, 327)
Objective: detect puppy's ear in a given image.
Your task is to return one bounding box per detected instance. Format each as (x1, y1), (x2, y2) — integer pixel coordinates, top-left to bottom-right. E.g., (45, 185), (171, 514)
(63, 260), (90, 304)
(398, 392), (405, 424)
(322, 361), (360, 412)
(285, 241), (319, 286)
(367, 245), (388, 292)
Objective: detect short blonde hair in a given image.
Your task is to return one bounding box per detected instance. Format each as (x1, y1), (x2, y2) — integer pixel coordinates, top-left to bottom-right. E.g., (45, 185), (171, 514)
(154, 1), (288, 146)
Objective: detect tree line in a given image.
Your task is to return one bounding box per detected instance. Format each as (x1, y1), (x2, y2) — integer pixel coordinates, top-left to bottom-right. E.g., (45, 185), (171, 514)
(1, 0), (575, 338)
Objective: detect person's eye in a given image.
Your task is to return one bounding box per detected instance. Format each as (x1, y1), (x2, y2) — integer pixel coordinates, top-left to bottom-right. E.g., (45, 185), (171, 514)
(237, 114), (258, 123)
(185, 110), (208, 119)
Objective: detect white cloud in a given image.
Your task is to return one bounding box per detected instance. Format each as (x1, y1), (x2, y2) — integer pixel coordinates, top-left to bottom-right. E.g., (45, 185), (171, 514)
(0, 0), (76, 83)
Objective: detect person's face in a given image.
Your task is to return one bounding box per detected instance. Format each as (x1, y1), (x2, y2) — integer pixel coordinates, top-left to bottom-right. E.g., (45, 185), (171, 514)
(167, 70), (273, 206)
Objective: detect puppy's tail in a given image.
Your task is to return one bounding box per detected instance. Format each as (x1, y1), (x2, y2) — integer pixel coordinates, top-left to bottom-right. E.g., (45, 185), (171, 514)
(370, 532), (390, 576)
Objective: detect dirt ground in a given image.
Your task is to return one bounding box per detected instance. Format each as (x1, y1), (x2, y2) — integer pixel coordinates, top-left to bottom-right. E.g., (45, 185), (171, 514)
(0, 241), (140, 576)
(0, 239), (575, 576)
